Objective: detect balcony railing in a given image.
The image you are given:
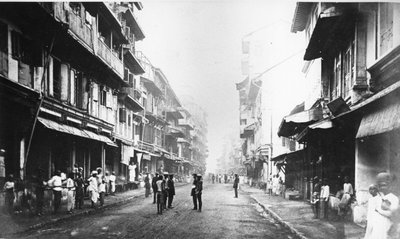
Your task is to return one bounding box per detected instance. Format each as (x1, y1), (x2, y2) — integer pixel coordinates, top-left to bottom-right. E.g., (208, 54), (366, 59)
(97, 38), (124, 78)
(68, 11), (93, 49)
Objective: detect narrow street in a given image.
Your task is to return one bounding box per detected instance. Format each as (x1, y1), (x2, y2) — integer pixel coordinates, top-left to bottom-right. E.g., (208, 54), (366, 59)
(13, 183), (296, 239)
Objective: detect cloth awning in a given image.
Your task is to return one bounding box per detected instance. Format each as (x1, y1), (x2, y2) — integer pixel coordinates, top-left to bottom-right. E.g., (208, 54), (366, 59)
(356, 102), (400, 139)
(304, 6), (356, 61)
(38, 117), (117, 147)
(296, 118), (333, 142)
(278, 107), (323, 137)
(271, 149), (305, 163)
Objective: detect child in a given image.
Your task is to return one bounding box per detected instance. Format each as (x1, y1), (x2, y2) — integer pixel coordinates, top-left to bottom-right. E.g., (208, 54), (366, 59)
(98, 176), (106, 206)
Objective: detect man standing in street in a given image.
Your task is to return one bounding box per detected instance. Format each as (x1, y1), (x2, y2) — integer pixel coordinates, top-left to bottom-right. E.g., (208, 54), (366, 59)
(48, 170), (62, 214)
(233, 174), (239, 198)
(191, 173), (197, 210)
(196, 174), (203, 212)
(163, 172), (169, 210)
(167, 174), (175, 208)
(152, 173), (159, 204)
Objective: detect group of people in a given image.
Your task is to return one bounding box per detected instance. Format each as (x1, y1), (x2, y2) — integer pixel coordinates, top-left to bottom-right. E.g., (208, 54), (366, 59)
(151, 172), (176, 215)
(364, 172), (399, 239)
(211, 173), (231, 184)
(267, 174), (284, 196)
(311, 176), (354, 220)
(3, 165), (118, 216)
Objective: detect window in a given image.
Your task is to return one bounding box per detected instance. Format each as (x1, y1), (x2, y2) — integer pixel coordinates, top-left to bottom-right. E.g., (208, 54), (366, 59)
(0, 22), (8, 76)
(379, 3), (393, 57)
(119, 108), (126, 123)
(240, 119), (247, 125)
(100, 86), (107, 106)
(52, 58), (61, 99)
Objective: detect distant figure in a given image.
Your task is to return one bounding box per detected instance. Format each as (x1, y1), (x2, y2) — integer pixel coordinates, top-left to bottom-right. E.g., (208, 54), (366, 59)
(87, 171), (99, 208)
(191, 173), (198, 210)
(156, 175), (164, 214)
(167, 174), (175, 208)
(66, 172), (75, 214)
(3, 174), (15, 214)
(163, 172), (169, 210)
(152, 173), (159, 203)
(109, 172), (116, 195)
(272, 175), (279, 196)
(74, 173), (85, 209)
(339, 176), (353, 217)
(98, 176), (106, 206)
(267, 177), (272, 195)
(312, 176), (321, 219)
(212, 174), (215, 184)
(224, 174), (228, 184)
(104, 172), (110, 196)
(233, 174), (239, 198)
(320, 178), (330, 219)
(35, 169), (47, 216)
(144, 173), (151, 198)
(48, 170), (63, 213)
(196, 174), (203, 212)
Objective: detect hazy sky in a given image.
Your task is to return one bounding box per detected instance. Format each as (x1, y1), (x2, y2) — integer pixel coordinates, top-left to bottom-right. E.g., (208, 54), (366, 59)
(136, 0), (299, 168)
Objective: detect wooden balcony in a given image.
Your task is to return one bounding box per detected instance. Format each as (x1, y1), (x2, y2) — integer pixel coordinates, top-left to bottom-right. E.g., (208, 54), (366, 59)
(97, 38), (124, 78)
(68, 11), (93, 49)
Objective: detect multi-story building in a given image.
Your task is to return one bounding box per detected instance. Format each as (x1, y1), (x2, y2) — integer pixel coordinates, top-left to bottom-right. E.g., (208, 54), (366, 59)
(0, 1), (152, 198)
(285, 2), (400, 222)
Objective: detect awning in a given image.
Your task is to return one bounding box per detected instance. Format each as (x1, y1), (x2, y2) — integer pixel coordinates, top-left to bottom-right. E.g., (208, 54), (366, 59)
(296, 118), (333, 142)
(38, 117), (117, 147)
(278, 107), (323, 137)
(356, 102), (400, 139)
(241, 123), (256, 138)
(304, 6), (356, 61)
(271, 149), (305, 163)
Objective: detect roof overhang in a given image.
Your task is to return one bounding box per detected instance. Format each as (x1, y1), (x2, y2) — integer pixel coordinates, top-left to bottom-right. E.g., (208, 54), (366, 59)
(141, 76), (163, 96)
(296, 118), (333, 143)
(123, 8), (145, 40)
(278, 107), (323, 137)
(123, 49), (145, 74)
(304, 6), (357, 61)
(291, 2), (314, 33)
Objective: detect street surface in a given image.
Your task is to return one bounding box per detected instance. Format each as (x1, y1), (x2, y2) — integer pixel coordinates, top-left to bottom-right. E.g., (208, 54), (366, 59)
(13, 183), (297, 239)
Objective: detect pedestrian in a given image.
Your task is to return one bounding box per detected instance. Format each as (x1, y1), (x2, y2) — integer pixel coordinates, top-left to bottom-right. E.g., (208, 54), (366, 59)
(109, 171), (116, 196)
(104, 172), (110, 196)
(368, 172), (399, 239)
(156, 175), (164, 214)
(163, 172), (169, 210)
(144, 173), (151, 198)
(312, 176), (321, 218)
(364, 184), (379, 239)
(73, 164), (79, 178)
(48, 170), (63, 214)
(167, 174), (175, 208)
(267, 177), (272, 195)
(320, 178), (330, 219)
(152, 173), (159, 203)
(35, 169), (47, 216)
(98, 176), (106, 206)
(272, 175), (279, 196)
(233, 174), (239, 198)
(74, 173), (84, 209)
(3, 174), (15, 214)
(191, 173), (198, 210)
(65, 172), (75, 214)
(87, 171), (99, 208)
(195, 174), (203, 212)
(339, 176), (354, 217)
(212, 174), (215, 184)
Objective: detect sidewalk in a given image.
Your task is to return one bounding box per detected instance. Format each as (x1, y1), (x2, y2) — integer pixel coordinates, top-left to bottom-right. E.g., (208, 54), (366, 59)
(0, 182), (187, 237)
(240, 185), (365, 239)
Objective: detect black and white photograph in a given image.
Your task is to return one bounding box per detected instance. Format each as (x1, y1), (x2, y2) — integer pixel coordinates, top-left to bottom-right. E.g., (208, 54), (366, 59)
(0, 1), (399, 238)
